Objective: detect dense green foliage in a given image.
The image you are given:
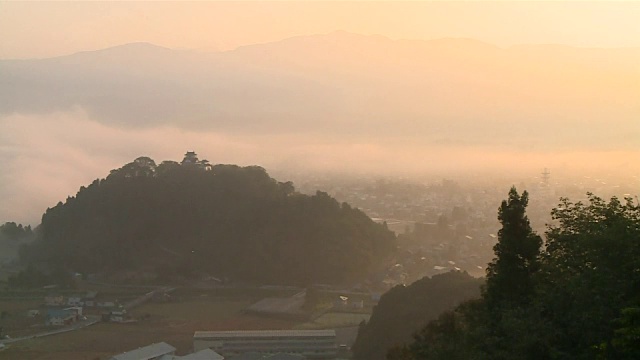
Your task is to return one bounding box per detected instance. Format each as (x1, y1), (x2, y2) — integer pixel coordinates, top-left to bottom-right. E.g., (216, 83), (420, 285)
(0, 222), (34, 242)
(484, 188), (542, 309)
(352, 271), (483, 360)
(20, 155), (396, 285)
(388, 191), (640, 360)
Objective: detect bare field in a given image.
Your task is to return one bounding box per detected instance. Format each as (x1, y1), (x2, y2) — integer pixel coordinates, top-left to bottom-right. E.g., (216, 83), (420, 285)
(1, 296), (299, 360)
(0, 299), (42, 312)
(0, 299), (49, 338)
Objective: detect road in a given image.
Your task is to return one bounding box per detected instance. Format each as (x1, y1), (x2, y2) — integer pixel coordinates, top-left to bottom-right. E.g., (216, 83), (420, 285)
(0, 315), (101, 345)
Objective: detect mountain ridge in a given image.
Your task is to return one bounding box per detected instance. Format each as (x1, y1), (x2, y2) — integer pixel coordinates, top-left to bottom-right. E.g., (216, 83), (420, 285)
(1, 31), (638, 151)
(7, 31), (640, 61)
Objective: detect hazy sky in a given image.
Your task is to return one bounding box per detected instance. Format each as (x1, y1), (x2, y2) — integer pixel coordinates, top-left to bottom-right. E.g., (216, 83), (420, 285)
(2, 1), (640, 59)
(1, 1), (639, 225)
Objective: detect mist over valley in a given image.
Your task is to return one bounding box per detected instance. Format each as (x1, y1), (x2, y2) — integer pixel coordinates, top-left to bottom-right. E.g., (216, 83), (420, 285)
(1, 32), (638, 225)
(1, 2), (639, 359)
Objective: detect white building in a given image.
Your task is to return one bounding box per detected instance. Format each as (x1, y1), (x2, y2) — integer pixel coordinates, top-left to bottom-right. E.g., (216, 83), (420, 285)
(67, 296), (84, 306)
(193, 330), (337, 359)
(179, 348), (225, 360)
(110, 309), (128, 322)
(111, 343), (223, 360)
(67, 306), (83, 315)
(110, 342), (176, 360)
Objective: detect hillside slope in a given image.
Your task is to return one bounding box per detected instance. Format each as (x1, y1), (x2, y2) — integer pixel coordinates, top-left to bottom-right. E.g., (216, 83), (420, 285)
(352, 271), (482, 360)
(21, 154), (396, 285)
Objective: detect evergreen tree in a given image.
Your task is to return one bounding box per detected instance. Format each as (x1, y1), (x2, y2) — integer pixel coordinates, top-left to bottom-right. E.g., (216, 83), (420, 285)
(484, 187), (542, 309)
(384, 191), (639, 360)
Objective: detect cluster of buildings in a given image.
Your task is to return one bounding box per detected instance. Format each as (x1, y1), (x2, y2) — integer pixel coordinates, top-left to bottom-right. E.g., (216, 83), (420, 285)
(111, 330), (338, 360)
(44, 291), (105, 308)
(42, 291), (132, 326)
(45, 307), (83, 326)
(292, 175), (555, 282)
(41, 292), (100, 326)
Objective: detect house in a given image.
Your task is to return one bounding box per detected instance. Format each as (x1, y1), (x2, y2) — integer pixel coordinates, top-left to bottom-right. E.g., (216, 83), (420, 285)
(45, 294), (64, 306)
(46, 309), (77, 326)
(110, 342), (176, 360)
(64, 306), (83, 317)
(67, 295), (84, 306)
(109, 309), (128, 323)
(97, 301), (116, 308)
(84, 291), (99, 307)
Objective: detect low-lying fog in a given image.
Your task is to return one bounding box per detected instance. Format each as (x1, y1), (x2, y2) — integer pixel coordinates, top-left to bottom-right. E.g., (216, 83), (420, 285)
(1, 107), (637, 226)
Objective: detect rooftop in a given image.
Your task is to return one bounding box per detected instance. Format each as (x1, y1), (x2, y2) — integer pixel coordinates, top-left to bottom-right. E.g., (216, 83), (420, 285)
(179, 348), (224, 360)
(110, 342), (176, 360)
(194, 330), (336, 339)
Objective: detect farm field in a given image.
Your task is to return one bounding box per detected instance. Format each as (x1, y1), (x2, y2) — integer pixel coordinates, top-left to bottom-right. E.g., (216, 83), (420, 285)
(0, 299), (49, 338)
(1, 293), (299, 360)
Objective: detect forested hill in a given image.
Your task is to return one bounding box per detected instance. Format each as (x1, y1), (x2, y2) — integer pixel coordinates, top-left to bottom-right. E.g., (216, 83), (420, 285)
(385, 190), (640, 359)
(21, 154), (396, 285)
(352, 271), (482, 360)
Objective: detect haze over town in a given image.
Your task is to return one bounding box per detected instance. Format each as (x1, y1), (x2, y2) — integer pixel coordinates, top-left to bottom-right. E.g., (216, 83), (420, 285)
(1, 2), (640, 360)
(2, 1), (639, 226)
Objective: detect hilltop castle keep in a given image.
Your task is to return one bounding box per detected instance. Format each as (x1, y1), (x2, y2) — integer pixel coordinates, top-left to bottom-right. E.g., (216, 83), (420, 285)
(181, 151), (212, 171)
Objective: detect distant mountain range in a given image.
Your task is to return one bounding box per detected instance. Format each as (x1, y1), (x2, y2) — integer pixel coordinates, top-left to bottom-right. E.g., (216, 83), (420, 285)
(1, 31), (638, 150)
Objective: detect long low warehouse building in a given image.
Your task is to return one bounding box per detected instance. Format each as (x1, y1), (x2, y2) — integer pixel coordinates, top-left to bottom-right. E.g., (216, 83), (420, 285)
(193, 330), (337, 359)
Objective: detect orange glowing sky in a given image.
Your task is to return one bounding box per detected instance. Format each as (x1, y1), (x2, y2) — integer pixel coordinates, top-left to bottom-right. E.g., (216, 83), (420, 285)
(1, 1), (639, 225)
(2, 1), (640, 59)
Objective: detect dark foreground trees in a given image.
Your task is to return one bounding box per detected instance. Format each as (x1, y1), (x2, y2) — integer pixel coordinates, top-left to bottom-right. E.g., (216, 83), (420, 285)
(485, 187), (542, 309)
(352, 271), (483, 360)
(389, 190), (640, 360)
